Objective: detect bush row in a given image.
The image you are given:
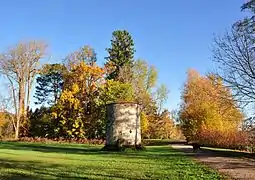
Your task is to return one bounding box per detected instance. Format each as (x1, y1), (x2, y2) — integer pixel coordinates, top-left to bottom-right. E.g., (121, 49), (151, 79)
(4, 137), (106, 145)
(198, 129), (254, 153)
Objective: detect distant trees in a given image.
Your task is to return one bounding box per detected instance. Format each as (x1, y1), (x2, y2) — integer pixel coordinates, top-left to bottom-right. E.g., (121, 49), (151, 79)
(145, 110), (175, 139)
(0, 41), (47, 139)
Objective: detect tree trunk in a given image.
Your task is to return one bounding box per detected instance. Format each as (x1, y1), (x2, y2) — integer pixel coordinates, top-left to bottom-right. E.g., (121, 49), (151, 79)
(15, 121), (20, 139)
(26, 76), (30, 114)
(27, 73), (35, 112)
(15, 80), (25, 139)
(7, 76), (18, 134)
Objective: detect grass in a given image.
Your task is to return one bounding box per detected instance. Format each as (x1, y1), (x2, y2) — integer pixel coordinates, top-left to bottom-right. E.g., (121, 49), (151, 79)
(0, 141), (223, 180)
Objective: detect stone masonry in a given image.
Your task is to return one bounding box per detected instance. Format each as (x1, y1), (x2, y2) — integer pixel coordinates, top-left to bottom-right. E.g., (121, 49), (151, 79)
(106, 102), (141, 146)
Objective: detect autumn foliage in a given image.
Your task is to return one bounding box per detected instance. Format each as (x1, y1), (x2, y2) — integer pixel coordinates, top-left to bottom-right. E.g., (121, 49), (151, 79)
(15, 30), (173, 141)
(179, 69), (244, 148)
(0, 30), (179, 142)
(51, 62), (106, 139)
(198, 128), (249, 150)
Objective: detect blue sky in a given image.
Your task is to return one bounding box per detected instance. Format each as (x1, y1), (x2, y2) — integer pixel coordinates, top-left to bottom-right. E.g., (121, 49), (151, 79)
(0, 0), (246, 111)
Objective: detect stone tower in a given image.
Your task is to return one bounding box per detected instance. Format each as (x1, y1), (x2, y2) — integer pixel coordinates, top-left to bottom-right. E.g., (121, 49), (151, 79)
(105, 102), (141, 148)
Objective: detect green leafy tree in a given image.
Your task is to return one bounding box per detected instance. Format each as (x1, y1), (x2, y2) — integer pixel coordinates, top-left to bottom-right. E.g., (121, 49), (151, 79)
(140, 112), (148, 138)
(99, 80), (135, 104)
(118, 60), (158, 112)
(95, 80), (135, 138)
(34, 64), (66, 106)
(117, 59), (170, 138)
(105, 30), (135, 80)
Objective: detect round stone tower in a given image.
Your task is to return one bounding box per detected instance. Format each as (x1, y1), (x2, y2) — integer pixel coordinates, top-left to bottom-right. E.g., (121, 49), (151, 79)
(105, 102), (141, 148)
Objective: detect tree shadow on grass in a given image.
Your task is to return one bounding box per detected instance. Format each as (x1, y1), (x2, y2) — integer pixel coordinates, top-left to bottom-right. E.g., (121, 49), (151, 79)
(0, 158), (134, 180)
(0, 141), (104, 155)
(0, 153), (218, 180)
(5, 140), (251, 165)
(0, 141), (194, 163)
(0, 141), (181, 162)
(0, 141), (180, 157)
(0, 159), (71, 180)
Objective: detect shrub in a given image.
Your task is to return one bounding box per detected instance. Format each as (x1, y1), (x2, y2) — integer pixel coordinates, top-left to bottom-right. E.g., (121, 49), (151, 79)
(198, 128), (252, 152)
(10, 137), (105, 145)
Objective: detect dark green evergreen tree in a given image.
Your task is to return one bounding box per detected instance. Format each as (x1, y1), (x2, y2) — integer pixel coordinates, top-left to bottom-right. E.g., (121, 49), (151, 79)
(105, 30), (135, 80)
(34, 63), (66, 106)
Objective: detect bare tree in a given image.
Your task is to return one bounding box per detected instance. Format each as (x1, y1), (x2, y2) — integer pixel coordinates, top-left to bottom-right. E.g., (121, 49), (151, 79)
(63, 45), (97, 70)
(212, 26), (255, 107)
(212, 0), (255, 110)
(0, 41), (47, 139)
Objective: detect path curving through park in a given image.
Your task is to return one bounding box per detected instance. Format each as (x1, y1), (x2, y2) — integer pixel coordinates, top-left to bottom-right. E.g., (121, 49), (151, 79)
(172, 144), (255, 180)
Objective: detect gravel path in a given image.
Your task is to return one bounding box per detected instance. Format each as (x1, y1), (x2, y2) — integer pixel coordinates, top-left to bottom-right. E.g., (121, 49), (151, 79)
(172, 144), (255, 180)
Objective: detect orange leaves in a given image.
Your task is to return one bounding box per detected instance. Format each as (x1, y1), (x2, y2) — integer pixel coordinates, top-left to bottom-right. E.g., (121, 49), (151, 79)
(180, 69), (243, 141)
(63, 62), (105, 94)
(198, 127), (250, 150)
(51, 61), (109, 138)
(104, 61), (116, 76)
(144, 110), (176, 139)
(0, 112), (5, 128)
(56, 61), (106, 113)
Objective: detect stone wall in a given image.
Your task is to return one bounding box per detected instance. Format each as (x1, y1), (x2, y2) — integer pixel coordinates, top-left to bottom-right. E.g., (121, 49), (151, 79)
(106, 102), (141, 146)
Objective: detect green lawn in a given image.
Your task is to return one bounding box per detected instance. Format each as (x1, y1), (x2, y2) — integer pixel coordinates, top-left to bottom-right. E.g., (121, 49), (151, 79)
(0, 141), (223, 180)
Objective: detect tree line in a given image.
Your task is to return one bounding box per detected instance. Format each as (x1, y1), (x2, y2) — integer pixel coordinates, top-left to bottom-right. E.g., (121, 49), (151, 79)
(0, 30), (182, 140)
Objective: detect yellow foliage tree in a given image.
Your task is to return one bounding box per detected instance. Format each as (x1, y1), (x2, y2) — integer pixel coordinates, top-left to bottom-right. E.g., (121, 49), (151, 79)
(140, 112), (148, 138)
(0, 112), (6, 128)
(144, 110), (175, 139)
(179, 69), (243, 141)
(52, 62), (105, 139)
